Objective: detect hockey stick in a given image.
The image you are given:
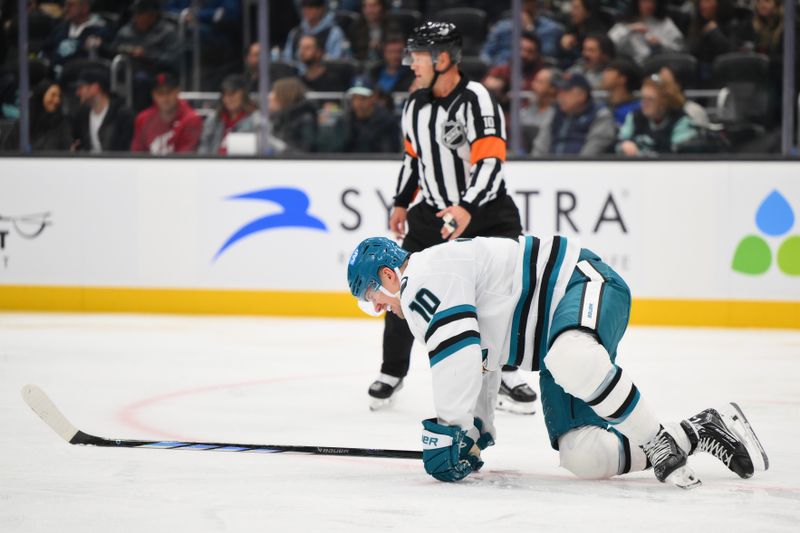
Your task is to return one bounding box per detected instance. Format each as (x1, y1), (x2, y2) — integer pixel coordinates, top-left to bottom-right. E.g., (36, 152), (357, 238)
(21, 384), (423, 460)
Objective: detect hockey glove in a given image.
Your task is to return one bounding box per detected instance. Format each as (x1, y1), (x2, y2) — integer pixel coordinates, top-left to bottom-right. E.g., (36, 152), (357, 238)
(473, 416), (495, 450)
(421, 418), (484, 482)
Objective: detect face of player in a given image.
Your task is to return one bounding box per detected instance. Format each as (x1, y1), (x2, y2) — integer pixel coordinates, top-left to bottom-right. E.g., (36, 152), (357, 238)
(409, 51), (435, 87)
(364, 268), (403, 318)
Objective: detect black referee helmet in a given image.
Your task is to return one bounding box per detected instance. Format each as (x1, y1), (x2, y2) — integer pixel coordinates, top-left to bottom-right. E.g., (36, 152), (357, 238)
(402, 21), (463, 67)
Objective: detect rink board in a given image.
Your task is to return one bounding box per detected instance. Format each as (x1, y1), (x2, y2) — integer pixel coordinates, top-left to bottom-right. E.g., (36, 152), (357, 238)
(1, 157), (798, 327)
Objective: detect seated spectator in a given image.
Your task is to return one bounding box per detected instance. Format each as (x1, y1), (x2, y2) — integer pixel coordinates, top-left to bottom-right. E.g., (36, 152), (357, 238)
(567, 33), (615, 90)
(351, 0), (390, 62)
(72, 67), (134, 152)
(558, 0), (611, 69)
(319, 76), (400, 153)
(601, 58), (643, 125)
(130, 71), (202, 154)
(244, 41), (260, 92)
(367, 34), (414, 95)
(532, 71), (616, 156)
(687, 0), (735, 83)
(111, 0), (181, 112)
(198, 74), (259, 155)
(616, 74), (699, 155)
(735, 0), (784, 58)
(2, 79), (73, 151)
(268, 77), (318, 152)
(42, 0), (110, 74)
(608, 0), (685, 64)
(657, 65), (710, 129)
(520, 67), (561, 148)
(282, 0), (350, 64)
(298, 35), (350, 93)
(483, 31), (543, 109)
(481, 0), (564, 64)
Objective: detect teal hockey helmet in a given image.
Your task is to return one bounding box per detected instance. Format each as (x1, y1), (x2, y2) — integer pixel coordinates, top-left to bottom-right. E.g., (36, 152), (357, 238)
(347, 237), (409, 301)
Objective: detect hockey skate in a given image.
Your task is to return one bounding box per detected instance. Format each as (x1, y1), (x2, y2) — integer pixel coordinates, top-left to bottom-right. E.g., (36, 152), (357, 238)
(368, 374), (403, 411)
(496, 369), (537, 415)
(680, 403), (769, 478)
(642, 426), (702, 489)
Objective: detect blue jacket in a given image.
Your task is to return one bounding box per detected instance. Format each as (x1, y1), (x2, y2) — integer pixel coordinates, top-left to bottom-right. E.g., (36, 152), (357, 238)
(282, 11), (350, 63)
(481, 16), (564, 64)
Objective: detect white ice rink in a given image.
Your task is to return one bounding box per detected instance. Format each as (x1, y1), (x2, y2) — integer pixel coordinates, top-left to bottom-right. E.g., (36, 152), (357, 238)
(1, 312), (798, 532)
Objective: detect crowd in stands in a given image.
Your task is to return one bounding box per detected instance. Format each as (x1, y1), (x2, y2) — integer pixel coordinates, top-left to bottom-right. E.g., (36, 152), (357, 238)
(0, 0), (796, 155)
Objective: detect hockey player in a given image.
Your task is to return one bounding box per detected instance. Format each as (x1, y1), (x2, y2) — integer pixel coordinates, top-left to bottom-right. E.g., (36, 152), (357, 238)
(370, 21), (536, 414)
(347, 236), (769, 486)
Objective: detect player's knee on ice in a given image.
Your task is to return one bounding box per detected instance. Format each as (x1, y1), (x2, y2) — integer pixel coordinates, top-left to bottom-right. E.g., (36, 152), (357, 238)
(546, 330), (614, 399)
(558, 426), (621, 480)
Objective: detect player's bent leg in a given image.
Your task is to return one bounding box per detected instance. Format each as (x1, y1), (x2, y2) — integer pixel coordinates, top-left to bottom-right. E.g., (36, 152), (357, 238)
(559, 426), (651, 480)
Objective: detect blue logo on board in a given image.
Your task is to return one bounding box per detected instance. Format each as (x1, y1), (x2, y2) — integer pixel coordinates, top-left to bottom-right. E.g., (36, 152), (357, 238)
(214, 187), (327, 260)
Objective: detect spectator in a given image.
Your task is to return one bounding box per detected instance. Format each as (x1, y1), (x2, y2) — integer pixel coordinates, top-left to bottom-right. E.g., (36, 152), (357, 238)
(351, 0), (390, 61)
(244, 41), (260, 91)
(2, 79), (73, 151)
(617, 74), (699, 155)
(481, 0), (564, 65)
(520, 67), (561, 149)
(735, 0), (784, 58)
(601, 58), (643, 125)
(532, 71), (616, 156)
(558, 0), (611, 68)
(367, 33), (414, 95)
(268, 77), (318, 152)
(42, 0), (110, 73)
(686, 0), (735, 82)
(657, 65), (710, 129)
(72, 67), (134, 152)
(282, 0), (350, 64)
(483, 31), (543, 109)
(198, 74), (259, 155)
(568, 33), (615, 90)
(130, 71), (202, 154)
(111, 0), (181, 112)
(320, 76), (400, 153)
(608, 0), (685, 64)
(298, 35), (350, 92)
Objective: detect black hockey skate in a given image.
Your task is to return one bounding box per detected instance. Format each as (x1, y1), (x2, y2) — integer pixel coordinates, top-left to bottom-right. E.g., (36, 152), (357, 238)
(641, 426), (702, 489)
(680, 403), (768, 479)
(496, 369), (537, 415)
(368, 374), (403, 411)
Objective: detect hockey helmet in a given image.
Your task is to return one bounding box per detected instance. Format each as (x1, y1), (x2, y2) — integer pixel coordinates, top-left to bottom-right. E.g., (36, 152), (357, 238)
(347, 237), (409, 302)
(402, 21), (463, 66)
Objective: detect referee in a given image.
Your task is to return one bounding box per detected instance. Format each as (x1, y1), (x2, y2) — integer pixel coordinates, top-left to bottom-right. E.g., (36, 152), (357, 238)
(368, 22), (537, 414)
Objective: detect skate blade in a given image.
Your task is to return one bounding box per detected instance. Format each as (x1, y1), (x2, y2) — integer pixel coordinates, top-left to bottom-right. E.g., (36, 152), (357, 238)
(369, 397), (394, 411)
(724, 402), (769, 472)
(496, 397), (536, 415)
(666, 465), (702, 490)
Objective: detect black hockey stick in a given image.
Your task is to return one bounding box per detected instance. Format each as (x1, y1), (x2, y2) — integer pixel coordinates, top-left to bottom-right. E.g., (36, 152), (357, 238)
(21, 384), (423, 460)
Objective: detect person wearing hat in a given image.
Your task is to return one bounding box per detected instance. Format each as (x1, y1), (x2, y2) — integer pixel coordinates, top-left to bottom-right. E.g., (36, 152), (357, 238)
(532, 71), (616, 156)
(320, 76), (400, 153)
(281, 0), (351, 65)
(72, 67), (135, 152)
(130, 71), (202, 154)
(198, 74), (260, 155)
(111, 0), (180, 111)
(601, 58), (643, 126)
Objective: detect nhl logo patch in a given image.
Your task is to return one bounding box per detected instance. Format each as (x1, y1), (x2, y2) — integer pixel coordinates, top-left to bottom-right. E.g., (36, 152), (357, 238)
(441, 120), (466, 150)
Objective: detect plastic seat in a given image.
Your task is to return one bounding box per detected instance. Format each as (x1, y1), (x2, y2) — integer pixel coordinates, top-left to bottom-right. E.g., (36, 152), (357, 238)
(322, 59), (362, 88)
(269, 61), (298, 83)
(712, 52), (771, 126)
(642, 52), (699, 89)
(459, 56), (490, 82)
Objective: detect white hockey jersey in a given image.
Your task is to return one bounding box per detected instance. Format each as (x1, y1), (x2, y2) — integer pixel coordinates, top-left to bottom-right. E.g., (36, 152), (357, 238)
(400, 235), (581, 432)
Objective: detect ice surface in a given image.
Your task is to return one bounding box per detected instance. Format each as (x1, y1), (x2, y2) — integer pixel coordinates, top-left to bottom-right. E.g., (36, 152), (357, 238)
(1, 313), (798, 532)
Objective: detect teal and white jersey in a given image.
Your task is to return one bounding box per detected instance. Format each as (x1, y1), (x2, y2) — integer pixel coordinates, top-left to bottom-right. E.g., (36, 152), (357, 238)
(400, 235), (580, 430)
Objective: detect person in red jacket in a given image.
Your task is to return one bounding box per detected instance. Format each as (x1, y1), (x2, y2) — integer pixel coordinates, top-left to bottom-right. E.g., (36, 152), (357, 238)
(130, 71), (202, 154)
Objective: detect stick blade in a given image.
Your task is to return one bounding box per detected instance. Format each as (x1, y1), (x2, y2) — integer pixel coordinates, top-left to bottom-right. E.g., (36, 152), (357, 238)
(21, 384), (80, 443)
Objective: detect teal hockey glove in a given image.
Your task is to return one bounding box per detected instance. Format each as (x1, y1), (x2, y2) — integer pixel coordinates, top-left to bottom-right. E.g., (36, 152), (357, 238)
(473, 417), (495, 450)
(421, 418), (484, 482)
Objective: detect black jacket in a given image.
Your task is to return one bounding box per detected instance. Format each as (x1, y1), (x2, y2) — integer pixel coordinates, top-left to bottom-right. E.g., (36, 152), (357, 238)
(72, 97), (135, 152)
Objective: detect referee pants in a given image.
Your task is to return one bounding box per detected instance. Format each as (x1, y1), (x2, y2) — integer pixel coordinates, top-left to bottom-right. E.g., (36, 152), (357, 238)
(381, 194), (523, 378)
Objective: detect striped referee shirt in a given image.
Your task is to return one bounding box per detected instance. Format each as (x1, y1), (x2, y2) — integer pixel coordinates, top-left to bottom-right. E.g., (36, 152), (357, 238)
(394, 74), (508, 214)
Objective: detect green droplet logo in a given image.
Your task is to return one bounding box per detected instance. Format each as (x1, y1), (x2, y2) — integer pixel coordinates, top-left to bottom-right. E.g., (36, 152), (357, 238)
(777, 236), (800, 276)
(732, 235), (772, 275)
